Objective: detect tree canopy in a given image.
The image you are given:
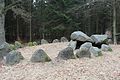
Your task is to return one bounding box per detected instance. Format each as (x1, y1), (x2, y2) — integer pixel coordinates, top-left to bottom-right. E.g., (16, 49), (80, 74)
(2, 0), (120, 43)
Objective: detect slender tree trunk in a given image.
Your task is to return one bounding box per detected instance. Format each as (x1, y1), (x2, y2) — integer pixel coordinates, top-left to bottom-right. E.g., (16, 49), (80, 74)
(96, 15), (99, 33)
(17, 16), (20, 41)
(0, 0), (5, 46)
(113, 0), (117, 44)
(42, 25), (45, 39)
(88, 14), (91, 35)
(29, 0), (32, 42)
(29, 17), (32, 42)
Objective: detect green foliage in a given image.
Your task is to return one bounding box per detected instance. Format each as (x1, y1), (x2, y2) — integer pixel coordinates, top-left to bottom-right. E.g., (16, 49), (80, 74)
(45, 56), (51, 62)
(4, 0), (120, 42)
(108, 48), (113, 52)
(27, 41), (38, 46)
(102, 39), (109, 44)
(98, 52), (103, 57)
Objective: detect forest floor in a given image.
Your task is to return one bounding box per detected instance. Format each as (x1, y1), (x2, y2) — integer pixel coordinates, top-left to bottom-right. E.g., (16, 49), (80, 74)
(0, 42), (120, 80)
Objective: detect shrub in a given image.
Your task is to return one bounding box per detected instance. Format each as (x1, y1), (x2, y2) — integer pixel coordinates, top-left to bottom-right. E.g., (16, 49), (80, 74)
(108, 48), (113, 52)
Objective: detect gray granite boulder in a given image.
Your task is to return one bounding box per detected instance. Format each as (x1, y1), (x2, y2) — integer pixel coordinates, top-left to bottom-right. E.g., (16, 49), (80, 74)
(70, 31), (92, 42)
(90, 47), (102, 57)
(9, 44), (16, 50)
(57, 47), (75, 60)
(76, 42), (92, 58)
(68, 40), (77, 50)
(15, 41), (23, 49)
(101, 44), (112, 52)
(5, 51), (24, 65)
(90, 35), (108, 44)
(31, 49), (51, 62)
(60, 37), (68, 42)
(41, 39), (48, 45)
(33, 41), (38, 46)
(52, 39), (59, 43)
(0, 42), (11, 60)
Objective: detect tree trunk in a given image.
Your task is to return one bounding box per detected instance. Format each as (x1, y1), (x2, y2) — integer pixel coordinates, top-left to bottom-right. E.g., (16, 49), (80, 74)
(96, 15), (99, 33)
(42, 25), (45, 39)
(29, 0), (32, 42)
(17, 16), (20, 41)
(113, 0), (117, 44)
(0, 0), (6, 60)
(30, 17), (32, 41)
(0, 0), (5, 46)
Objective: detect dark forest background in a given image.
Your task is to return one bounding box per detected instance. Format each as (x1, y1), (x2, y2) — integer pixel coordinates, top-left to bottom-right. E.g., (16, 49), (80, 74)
(4, 0), (120, 43)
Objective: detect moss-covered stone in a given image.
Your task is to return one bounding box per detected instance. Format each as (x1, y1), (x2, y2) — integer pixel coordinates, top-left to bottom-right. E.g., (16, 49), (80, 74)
(28, 42), (33, 46)
(0, 42), (11, 60)
(60, 37), (68, 42)
(76, 42), (92, 58)
(15, 41), (23, 49)
(41, 39), (48, 45)
(31, 49), (51, 62)
(5, 51), (24, 65)
(52, 39), (59, 43)
(57, 47), (76, 60)
(101, 44), (112, 52)
(33, 41), (38, 46)
(90, 47), (102, 57)
(9, 44), (16, 50)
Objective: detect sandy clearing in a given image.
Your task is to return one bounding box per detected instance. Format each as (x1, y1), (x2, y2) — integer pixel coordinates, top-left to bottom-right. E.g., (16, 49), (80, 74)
(0, 42), (120, 80)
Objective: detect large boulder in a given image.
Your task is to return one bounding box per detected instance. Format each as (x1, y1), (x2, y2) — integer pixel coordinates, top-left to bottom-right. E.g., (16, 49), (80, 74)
(68, 40), (77, 50)
(41, 39), (48, 45)
(0, 42), (11, 60)
(70, 31), (92, 42)
(90, 47), (102, 57)
(101, 44), (112, 52)
(76, 42), (92, 58)
(0, 42), (9, 49)
(31, 49), (51, 62)
(57, 47), (75, 60)
(60, 37), (68, 42)
(91, 35), (108, 44)
(5, 51), (24, 65)
(52, 39), (59, 43)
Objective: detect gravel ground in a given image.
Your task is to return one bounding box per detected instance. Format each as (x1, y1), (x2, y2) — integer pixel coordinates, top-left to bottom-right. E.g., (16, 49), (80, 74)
(0, 42), (120, 80)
